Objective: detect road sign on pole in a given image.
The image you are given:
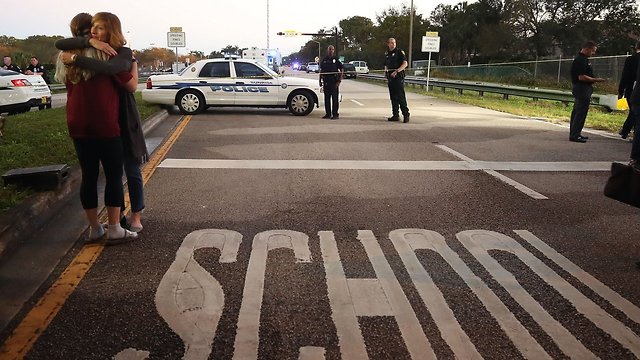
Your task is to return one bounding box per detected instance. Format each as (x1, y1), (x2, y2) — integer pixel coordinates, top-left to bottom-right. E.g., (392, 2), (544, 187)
(167, 32), (186, 47)
(421, 32), (441, 92)
(421, 35), (440, 53)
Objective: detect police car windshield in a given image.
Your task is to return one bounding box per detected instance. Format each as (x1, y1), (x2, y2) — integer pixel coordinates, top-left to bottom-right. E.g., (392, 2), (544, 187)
(255, 62), (279, 77)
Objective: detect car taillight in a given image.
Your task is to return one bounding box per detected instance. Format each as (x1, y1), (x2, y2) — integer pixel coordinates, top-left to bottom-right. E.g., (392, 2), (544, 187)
(146, 78), (152, 89)
(11, 79), (32, 86)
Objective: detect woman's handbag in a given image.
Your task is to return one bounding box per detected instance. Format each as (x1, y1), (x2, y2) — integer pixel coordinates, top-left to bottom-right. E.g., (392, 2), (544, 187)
(604, 162), (640, 207)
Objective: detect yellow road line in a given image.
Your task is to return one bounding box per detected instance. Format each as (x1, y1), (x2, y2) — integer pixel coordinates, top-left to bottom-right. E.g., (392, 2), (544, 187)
(0, 115), (193, 359)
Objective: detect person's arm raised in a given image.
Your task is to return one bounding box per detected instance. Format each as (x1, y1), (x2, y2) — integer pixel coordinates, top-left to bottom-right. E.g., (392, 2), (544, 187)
(73, 47), (133, 75)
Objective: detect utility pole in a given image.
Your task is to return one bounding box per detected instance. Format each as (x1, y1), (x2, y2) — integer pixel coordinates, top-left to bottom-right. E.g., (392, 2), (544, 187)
(408, 0), (414, 69)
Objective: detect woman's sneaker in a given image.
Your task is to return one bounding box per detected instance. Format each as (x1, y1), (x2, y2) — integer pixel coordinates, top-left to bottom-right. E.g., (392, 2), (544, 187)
(105, 229), (138, 246)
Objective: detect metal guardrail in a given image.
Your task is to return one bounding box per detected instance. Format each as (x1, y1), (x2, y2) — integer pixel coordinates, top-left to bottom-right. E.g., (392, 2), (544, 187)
(359, 73), (621, 111)
(48, 84), (66, 91)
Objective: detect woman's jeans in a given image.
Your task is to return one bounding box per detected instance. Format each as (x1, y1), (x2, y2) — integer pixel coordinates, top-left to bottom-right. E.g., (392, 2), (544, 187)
(124, 157), (145, 213)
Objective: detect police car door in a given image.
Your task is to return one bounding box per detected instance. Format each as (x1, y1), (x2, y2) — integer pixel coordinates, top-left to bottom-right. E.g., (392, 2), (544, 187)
(198, 61), (234, 105)
(232, 62), (278, 106)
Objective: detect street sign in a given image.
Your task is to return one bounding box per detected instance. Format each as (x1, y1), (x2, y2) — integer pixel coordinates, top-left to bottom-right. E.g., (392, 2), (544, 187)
(167, 32), (186, 47)
(426, 31), (439, 37)
(282, 30), (300, 37)
(169, 27), (183, 32)
(422, 35), (441, 53)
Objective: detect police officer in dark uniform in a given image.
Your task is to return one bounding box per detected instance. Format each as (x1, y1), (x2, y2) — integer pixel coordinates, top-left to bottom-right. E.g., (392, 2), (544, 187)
(25, 56), (49, 83)
(384, 37), (410, 123)
(569, 40), (605, 142)
(2, 55), (22, 73)
(319, 45), (343, 119)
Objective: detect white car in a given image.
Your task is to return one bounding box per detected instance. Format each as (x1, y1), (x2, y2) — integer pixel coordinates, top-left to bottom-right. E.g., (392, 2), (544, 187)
(349, 61), (369, 74)
(306, 62), (319, 73)
(0, 69), (51, 115)
(143, 58), (323, 116)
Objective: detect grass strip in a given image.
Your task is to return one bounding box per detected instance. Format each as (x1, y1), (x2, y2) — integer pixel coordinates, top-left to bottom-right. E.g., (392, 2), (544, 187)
(0, 92), (160, 213)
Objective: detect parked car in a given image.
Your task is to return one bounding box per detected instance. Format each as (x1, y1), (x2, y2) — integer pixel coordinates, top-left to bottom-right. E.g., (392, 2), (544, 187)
(306, 62), (319, 73)
(342, 63), (357, 79)
(349, 61), (369, 74)
(0, 69), (51, 115)
(299, 63), (307, 72)
(142, 58), (323, 116)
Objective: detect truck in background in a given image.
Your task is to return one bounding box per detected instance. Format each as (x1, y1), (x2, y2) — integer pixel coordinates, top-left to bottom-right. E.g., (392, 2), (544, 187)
(242, 47), (282, 73)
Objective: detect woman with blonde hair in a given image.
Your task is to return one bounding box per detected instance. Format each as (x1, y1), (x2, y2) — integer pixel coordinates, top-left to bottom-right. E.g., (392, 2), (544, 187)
(57, 12), (148, 235)
(56, 12), (138, 244)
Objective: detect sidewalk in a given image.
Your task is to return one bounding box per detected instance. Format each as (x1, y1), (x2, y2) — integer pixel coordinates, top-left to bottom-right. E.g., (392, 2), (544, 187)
(0, 109), (174, 334)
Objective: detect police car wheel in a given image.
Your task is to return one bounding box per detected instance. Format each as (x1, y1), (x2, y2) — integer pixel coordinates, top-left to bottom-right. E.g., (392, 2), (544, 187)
(288, 91), (314, 116)
(177, 90), (205, 115)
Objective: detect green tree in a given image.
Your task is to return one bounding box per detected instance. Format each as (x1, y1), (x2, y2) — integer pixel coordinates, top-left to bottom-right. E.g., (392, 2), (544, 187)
(339, 16), (374, 51)
(19, 35), (64, 65)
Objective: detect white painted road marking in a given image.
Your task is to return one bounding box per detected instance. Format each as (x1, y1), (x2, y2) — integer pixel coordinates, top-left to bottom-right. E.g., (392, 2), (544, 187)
(515, 230), (640, 325)
(459, 230), (640, 358)
(319, 231), (369, 359)
(154, 229), (241, 360)
(436, 145), (549, 199)
(350, 99), (365, 106)
(357, 230), (437, 359)
(136, 228), (640, 359)
(390, 229), (550, 359)
(234, 230), (313, 360)
(389, 229), (482, 360)
(159, 158), (613, 172)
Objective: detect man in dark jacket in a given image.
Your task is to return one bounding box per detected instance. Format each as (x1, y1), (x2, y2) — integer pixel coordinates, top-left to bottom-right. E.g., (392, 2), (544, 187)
(617, 41), (640, 139)
(569, 41), (606, 143)
(319, 45), (343, 120)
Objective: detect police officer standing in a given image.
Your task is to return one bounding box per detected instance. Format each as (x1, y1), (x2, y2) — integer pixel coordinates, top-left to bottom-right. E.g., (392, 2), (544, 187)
(569, 40), (605, 143)
(319, 45), (343, 120)
(384, 37), (410, 123)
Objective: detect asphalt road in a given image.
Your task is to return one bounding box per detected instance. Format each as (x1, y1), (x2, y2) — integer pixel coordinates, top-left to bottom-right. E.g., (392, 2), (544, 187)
(3, 77), (640, 359)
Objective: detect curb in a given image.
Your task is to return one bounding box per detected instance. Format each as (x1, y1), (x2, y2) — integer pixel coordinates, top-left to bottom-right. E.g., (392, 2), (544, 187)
(0, 109), (170, 262)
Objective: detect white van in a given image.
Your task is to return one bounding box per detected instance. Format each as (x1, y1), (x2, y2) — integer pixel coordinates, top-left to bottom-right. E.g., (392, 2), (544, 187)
(349, 61), (369, 74)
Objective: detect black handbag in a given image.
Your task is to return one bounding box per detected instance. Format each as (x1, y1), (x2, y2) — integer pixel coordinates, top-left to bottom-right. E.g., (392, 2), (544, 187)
(604, 162), (640, 207)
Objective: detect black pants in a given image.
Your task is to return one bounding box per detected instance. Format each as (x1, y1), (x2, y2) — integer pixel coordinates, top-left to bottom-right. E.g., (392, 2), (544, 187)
(620, 92), (636, 137)
(631, 104), (640, 160)
(73, 138), (124, 209)
(324, 80), (340, 117)
(569, 83), (593, 139)
(387, 76), (409, 117)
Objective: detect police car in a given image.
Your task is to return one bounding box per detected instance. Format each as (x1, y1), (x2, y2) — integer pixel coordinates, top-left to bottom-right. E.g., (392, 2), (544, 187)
(142, 58), (323, 116)
(0, 69), (51, 115)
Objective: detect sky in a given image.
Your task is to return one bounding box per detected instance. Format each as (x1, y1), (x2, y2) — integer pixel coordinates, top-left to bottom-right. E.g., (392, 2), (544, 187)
(1, 0), (467, 56)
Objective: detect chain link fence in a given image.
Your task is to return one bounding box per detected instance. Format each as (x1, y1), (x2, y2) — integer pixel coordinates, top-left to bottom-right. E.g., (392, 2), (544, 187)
(408, 55), (629, 94)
